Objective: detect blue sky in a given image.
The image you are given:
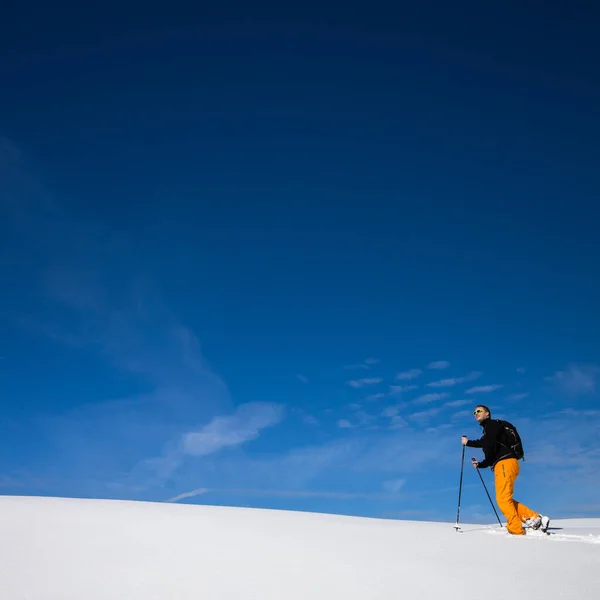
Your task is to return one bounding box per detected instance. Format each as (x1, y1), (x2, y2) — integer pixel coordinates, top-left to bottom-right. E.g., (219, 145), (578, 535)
(1, 3), (599, 523)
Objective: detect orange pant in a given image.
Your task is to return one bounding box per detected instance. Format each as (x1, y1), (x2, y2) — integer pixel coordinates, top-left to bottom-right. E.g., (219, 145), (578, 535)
(494, 458), (538, 535)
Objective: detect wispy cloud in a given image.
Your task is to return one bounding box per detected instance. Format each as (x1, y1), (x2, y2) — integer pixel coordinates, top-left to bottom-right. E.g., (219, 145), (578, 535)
(389, 415), (408, 429)
(465, 384), (503, 394)
(516, 367), (526, 374)
(451, 409), (473, 421)
(3, 139), (289, 496)
(365, 393), (386, 402)
(296, 374), (309, 384)
(379, 403), (409, 429)
(428, 361), (450, 369)
(382, 478), (406, 493)
(128, 402), (286, 486)
(396, 368), (422, 381)
(168, 486), (405, 503)
(350, 428), (457, 473)
(507, 392), (530, 401)
(412, 392), (450, 404)
(556, 408), (600, 417)
(407, 407), (441, 424)
(247, 439), (362, 489)
(426, 371), (482, 388)
(545, 364), (600, 396)
(292, 408), (319, 426)
(355, 410), (378, 427)
(166, 488), (209, 502)
(197, 422), (462, 496)
(522, 409), (600, 505)
(443, 399), (469, 408)
(343, 357), (379, 370)
(388, 384), (418, 395)
(347, 377), (383, 388)
(301, 414), (319, 426)
(337, 410), (378, 430)
(381, 405), (401, 417)
(181, 402), (284, 457)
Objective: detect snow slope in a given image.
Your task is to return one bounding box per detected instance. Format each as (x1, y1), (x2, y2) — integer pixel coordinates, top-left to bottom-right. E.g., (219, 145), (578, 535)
(1, 495), (599, 600)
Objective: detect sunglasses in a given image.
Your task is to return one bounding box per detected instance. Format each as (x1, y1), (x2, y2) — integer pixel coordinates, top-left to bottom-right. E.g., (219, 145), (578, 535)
(473, 409), (486, 415)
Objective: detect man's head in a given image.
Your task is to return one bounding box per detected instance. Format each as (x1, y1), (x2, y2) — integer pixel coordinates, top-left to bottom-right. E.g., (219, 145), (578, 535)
(473, 404), (491, 424)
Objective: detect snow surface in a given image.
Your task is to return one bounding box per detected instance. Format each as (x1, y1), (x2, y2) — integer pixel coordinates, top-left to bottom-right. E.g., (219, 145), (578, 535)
(1, 495), (599, 599)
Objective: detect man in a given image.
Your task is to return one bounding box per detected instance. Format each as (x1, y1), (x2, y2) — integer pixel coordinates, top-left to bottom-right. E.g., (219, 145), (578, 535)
(462, 404), (550, 535)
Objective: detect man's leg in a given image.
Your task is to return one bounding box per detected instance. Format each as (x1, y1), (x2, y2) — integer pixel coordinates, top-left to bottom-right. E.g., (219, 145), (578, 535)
(515, 501), (538, 523)
(515, 502), (551, 531)
(494, 458), (525, 535)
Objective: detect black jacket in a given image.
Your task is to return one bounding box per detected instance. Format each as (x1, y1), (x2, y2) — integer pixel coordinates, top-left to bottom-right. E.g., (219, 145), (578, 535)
(466, 418), (518, 469)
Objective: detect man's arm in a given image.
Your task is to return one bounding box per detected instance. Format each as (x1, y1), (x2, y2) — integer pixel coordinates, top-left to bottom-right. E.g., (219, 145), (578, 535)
(466, 420), (503, 469)
(466, 437), (483, 448)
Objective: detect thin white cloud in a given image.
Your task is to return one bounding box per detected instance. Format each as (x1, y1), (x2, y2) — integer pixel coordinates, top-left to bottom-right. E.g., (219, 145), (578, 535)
(412, 392), (450, 404)
(465, 384), (504, 394)
(396, 369), (422, 381)
(382, 478), (406, 493)
(249, 439), (361, 490)
(353, 410), (378, 428)
(343, 358), (379, 370)
(522, 409), (600, 505)
(452, 409), (473, 421)
(182, 402), (284, 457)
(428, 361), (450, 369)
(2, 140), (251, 495)
(507, 392), (530, 401)
(201, 423), (464, 495)
(296, 374), (309, 384)
(292, 408), (319, 426)
(168, 487), (405, 503)
(347, 377), (383, 388)
(166, 488), (209, 502)
(426, 371), (482, 388)
(348, 429), (458, 474)
(545, 364), (600, 396)
(365, 392), (386, 402)
(444, 399), (470, 408)
(130, 401), (287, 495)
(388, 384), (418, 395)
(389, 415), (408, 429)
(381, 405), (400, 417)
(337, 410), (378, 430)
(408, 407), (441, 422)
(516, 367), (526, 374)
(555, 408), (600, 417)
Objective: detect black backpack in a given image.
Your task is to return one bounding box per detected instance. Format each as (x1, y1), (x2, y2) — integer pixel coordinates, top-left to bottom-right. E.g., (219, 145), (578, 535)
(495, 419), (525, 460)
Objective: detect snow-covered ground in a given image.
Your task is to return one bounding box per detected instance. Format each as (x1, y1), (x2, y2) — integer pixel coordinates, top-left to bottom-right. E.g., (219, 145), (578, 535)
(1, 495), (599, 599)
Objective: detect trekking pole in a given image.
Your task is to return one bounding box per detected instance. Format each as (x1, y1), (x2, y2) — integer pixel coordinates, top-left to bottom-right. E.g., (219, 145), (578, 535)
(473, 459), (503, 528)
(454, 441), (466, 531)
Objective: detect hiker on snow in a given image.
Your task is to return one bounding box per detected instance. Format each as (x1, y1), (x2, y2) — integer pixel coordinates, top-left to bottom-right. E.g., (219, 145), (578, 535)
(462, 404), (550, 535)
